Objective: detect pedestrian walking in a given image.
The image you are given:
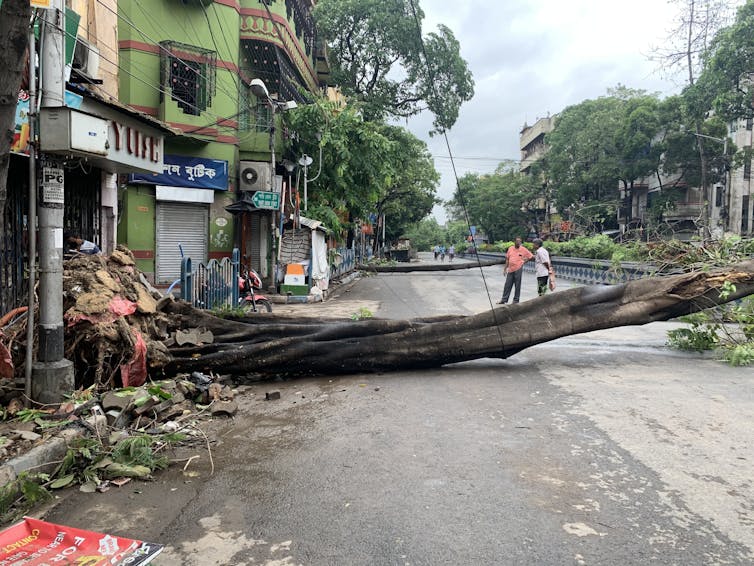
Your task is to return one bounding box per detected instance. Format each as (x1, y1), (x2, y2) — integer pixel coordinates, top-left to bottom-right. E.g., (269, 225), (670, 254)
(448, 245), (455, 262)
(498, 236), (533, 304)
(439, 245), (446, 262)
(532, 238), (555, 296)
(433, 244), (440, 260)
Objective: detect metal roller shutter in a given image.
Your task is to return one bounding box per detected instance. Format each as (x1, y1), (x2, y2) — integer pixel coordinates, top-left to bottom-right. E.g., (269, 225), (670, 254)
(156, 202), (208, 283)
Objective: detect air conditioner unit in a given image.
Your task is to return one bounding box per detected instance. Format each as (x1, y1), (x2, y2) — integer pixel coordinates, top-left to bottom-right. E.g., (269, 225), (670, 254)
(239, 161), (271, 191)
(72, 38), (100, 79)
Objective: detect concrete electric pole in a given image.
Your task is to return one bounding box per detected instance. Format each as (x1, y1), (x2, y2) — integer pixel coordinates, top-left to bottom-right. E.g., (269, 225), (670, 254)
(33, 0), (74, 403)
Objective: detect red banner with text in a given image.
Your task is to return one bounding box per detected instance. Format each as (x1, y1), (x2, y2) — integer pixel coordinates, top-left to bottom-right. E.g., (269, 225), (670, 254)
(0, 517), (163, 565)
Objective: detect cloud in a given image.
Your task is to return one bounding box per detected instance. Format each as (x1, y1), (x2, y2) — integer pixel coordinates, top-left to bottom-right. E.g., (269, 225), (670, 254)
(408, 0), (686, 222)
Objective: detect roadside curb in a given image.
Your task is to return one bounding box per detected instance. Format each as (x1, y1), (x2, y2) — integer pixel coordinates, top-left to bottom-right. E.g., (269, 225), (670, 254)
(0, 416), (107, 487)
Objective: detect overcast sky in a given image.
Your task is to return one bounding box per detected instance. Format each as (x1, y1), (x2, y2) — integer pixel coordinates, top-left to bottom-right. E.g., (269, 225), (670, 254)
(406, 0), (688, 223)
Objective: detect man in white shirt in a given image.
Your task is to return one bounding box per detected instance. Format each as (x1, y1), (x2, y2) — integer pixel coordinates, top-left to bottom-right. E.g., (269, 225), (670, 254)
(532, 238), (555, 296)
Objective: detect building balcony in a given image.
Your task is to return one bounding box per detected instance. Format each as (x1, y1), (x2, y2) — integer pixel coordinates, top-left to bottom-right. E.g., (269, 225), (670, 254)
(663, 202), (705, 220)
(520, 116), (555, 151)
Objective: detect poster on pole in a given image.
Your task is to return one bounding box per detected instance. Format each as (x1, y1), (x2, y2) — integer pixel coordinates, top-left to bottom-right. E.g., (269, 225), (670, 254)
(0, 517), (163, 565)
(41, 166), (64, 205)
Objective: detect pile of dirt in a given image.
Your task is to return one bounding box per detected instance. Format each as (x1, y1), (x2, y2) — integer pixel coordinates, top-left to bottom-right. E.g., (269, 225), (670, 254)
(0, 247), (184, 393)
(62, 247), (177, 389)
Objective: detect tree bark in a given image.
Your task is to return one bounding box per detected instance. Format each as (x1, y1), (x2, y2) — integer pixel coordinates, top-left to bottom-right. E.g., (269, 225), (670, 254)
(359, 258), (503, 272)
(0, 0), (31, 237)
(163, 260), (754, 379)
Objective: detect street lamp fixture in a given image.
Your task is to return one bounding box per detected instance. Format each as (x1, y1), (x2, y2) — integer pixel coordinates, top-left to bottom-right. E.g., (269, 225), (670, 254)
(249, 78), (298, 192)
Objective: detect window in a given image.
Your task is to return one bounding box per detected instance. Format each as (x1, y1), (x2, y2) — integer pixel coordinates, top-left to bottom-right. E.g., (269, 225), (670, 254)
(160, 41), (216, 116)
(743, 196), (750, 234)
(745, 157), (751, 181)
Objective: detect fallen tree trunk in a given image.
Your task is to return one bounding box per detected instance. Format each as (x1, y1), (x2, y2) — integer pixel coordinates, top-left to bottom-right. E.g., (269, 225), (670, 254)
(358, 258), (503, 272)
(163, 260), (754, 379)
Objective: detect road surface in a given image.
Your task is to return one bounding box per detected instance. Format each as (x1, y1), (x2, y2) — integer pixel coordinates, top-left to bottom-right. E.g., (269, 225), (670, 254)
(45, 254), (754, 565)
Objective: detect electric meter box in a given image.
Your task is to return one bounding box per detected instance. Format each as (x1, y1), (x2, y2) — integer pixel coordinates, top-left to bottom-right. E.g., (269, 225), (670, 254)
(40, 107), (109, 156)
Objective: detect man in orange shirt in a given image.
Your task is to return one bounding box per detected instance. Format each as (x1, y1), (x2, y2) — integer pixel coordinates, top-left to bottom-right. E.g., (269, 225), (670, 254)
(498, 236), (533, 304)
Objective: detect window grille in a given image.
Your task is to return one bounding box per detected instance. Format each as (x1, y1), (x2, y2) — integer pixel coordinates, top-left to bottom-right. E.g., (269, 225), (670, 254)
(160, 41), (216, 116)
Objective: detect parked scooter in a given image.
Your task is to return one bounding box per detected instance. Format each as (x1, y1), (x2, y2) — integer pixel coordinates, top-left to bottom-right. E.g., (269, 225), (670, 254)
(238, 267), (272, 313)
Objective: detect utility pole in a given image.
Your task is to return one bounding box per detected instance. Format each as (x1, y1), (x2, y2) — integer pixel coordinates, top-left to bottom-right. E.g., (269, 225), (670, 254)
(33, 0), (74, 403)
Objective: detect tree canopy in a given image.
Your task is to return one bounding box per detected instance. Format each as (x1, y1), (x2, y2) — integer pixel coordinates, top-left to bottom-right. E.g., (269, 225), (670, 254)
(284, 97), (438, 238)
(694, 0), (754, 121)
(313, 0), (474, 134)
(446, 164), (540, 242)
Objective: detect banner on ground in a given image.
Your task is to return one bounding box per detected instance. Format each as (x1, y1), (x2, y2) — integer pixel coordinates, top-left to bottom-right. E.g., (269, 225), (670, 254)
(0, 517), (163, 565)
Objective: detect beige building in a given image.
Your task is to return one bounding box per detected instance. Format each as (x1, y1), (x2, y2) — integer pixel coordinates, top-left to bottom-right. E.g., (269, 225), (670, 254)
(519, 115), (555, 175)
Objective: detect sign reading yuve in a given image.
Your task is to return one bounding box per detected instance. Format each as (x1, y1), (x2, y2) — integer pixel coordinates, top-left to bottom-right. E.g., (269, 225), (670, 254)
(129, 155), (228, 191)
(251, 191), (280, 210)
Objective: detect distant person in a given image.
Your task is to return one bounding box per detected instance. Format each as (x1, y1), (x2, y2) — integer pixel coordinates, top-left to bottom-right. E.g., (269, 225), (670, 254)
(66, 234), (101, 255)
(439, 245), (446, 262)
(433, 244), (440, 260)
(532, 238), (555, 296)
(498, 236), (533, 304)
(448, 245), (455, 262)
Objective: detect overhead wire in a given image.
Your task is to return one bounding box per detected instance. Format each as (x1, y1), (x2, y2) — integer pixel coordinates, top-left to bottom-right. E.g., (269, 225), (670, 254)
(127, 0), (242, 107)
(89, 0), (272, 139)
(405, 0), (507, 347)
(61, 24), (223, 121)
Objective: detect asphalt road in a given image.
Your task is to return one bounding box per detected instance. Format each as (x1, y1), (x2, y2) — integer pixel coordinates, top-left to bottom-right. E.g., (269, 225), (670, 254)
(44, 254), (754, 565)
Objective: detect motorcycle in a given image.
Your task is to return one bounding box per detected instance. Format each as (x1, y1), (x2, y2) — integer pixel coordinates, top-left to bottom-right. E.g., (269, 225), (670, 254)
(238, 268), (273, 313)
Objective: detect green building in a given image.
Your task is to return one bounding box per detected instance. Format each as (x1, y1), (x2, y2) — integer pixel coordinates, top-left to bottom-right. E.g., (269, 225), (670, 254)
(117, 0), (329, 286)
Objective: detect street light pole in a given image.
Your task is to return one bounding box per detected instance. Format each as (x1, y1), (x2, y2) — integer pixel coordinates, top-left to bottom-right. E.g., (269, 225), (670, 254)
(249, 79), (297, 286)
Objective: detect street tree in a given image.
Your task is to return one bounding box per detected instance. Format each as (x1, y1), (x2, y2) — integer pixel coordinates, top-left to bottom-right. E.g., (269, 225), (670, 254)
(693, 0), (754, 121)
(284, 98), (394, 234)
(446, 165), (540, 242)
(313, 0), (474, 134)
(374, 125), (439, 244)
(401, 217), (445, 251)
(545, 88), (665, 229)
(0, 0), (31, 237)
(285, 98), (439, 242)
(652, 0), (738, 234)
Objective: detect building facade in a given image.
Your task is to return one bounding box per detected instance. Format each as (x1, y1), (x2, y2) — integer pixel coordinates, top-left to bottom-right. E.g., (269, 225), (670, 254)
(117, 0), (329, 286)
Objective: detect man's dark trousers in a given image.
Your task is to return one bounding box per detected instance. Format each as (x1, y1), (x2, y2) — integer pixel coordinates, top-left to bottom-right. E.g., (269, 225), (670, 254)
(501, 268), (524, 303)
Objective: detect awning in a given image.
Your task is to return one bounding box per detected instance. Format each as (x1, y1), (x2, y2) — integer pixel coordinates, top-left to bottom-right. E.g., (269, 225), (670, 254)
(225, 193), (260, 214)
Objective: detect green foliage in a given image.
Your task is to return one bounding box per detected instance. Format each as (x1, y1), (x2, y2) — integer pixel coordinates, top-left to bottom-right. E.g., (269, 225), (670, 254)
(668, 295), (754, 366)
(445, 167), (540, 242)
(0, 472), (51, 524)
(667, 312), (721, 351)
(545, 88), (664, 213)
(211, 304), (249, 319)
(547, 235), (624, 260)
(313, 0), (474, 133)
(284, 98), (439, 238)
(694, 0), (754, 122)
(402, 217), (444, 251)
(350, 307), (374, 321)
(721, 344), (754, 366)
